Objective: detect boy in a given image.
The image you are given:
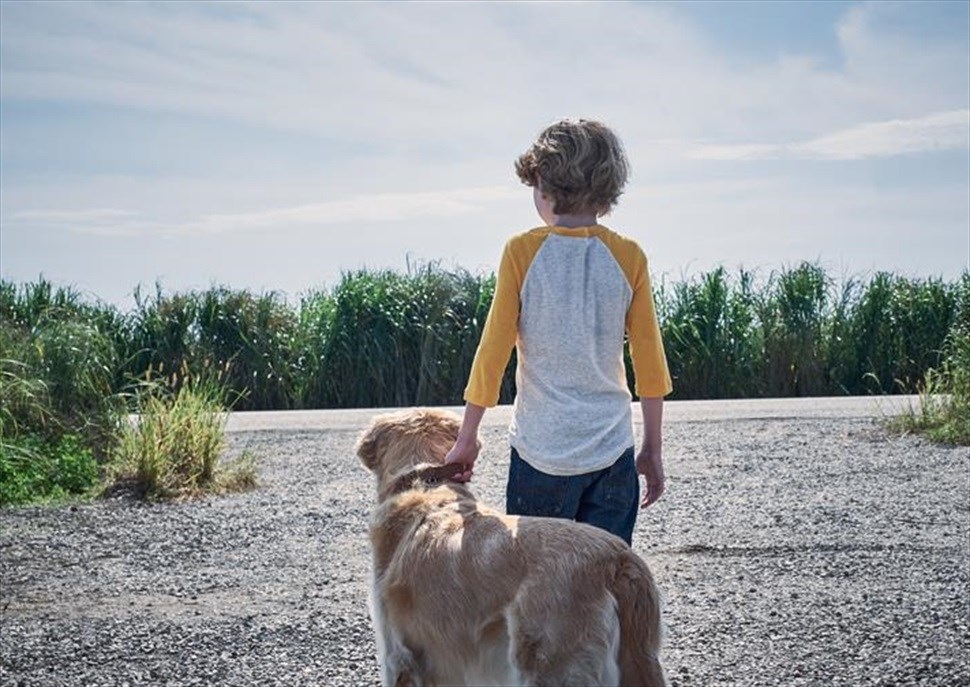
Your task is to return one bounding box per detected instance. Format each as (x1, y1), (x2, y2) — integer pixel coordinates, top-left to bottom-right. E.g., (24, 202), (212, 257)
(445, 119), (672, 545)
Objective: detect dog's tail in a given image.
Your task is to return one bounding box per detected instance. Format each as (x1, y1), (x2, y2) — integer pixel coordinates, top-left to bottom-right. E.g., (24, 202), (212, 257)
(610, 553), (667, 686)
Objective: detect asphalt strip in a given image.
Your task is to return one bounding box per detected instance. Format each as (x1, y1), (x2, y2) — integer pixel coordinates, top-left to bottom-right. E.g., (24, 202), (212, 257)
(223, 395), (923, 432)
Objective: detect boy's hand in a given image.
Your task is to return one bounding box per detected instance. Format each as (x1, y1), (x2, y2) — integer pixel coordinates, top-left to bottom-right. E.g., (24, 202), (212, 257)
(636, 447), (665, 509)
(444, 402), (485, 483)
(444, 435), (479, 482)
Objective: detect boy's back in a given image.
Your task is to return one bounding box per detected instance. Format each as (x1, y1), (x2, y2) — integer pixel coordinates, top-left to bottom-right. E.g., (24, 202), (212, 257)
(466, 224), (661, 475)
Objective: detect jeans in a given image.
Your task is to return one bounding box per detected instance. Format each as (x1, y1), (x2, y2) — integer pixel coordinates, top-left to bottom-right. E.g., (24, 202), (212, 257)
(505, 446), (639, 545)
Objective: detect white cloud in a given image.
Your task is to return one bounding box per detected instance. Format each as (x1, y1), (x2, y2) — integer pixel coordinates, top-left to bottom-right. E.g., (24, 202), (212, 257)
(12, 208), (140, 222)
(9, 185), (522, 237)
(689, 109), (970, 160)
(182, 186), (521, 234)
(837, 2), (970, 114)
(9, 208), (149, 236)
(794, 110), (970, 159)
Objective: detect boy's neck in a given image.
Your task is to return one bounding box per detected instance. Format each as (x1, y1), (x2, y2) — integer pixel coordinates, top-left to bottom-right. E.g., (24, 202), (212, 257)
(551, 212), (599, 228)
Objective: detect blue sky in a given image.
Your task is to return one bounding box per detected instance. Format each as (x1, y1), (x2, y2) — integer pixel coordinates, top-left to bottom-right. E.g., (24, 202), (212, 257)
(1, 0), (968, 309)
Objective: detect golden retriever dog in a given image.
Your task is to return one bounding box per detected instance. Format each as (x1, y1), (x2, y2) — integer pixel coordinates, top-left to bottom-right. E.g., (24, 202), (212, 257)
(356, 408), (666, 687)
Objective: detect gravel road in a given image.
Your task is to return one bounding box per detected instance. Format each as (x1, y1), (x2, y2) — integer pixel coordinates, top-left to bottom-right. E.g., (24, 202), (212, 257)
(1, 399), (967, 686)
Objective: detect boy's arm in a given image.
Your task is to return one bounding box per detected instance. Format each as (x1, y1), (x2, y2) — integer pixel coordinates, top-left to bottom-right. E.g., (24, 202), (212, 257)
(446, 238), (530, 480)
(625, 249), (673, 399)
(463, 240), (524, 408)
(637, 396), (665, 508)
(625, 248), (671, 507)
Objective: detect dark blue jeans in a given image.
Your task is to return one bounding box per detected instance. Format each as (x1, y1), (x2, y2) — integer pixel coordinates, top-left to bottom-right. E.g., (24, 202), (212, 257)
(506, 446), (639, 545)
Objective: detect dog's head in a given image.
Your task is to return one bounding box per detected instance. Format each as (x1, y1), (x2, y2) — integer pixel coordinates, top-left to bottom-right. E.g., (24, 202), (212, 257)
(356, 408), (463, 494)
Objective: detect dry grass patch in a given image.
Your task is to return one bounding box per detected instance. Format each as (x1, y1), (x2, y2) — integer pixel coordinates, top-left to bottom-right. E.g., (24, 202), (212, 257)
(107, 372), (257, 500)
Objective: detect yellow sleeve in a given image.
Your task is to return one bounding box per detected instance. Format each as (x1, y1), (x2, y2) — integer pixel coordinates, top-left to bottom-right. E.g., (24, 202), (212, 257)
(464, 233), (543, 406)
(626, 250), (673, 398)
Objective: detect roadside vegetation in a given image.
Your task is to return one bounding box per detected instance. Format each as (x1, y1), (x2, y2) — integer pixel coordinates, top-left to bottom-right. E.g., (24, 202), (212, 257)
(0, 281), (257, 506)
(887, 295), (970, 445)
(0, 282), (121, 505)
(1, 264), (966, 504)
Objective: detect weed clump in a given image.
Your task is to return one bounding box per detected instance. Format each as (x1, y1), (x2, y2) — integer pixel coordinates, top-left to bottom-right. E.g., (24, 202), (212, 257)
(107, 369), (257, 501)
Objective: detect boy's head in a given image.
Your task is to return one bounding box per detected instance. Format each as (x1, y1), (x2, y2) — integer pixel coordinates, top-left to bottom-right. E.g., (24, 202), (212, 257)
(515, 119), (629, 217)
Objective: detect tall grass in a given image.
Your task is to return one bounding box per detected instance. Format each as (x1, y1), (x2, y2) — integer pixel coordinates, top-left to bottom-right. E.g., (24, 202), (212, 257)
(900, 330), (970, 445)
(659, 267), (763, 399)
(0, 280), (122, 452)
(2, 264), (965, 413)
(292, 288), (335, 409)
(126, 284), (299, 410)
(659, 265), (963, 400)
(313, 264), (506, 408)
(761, 263), (830, 397)
(845, 273), (959, 394)
(0, 280), (258, 504)
(3, 264), (962, 506)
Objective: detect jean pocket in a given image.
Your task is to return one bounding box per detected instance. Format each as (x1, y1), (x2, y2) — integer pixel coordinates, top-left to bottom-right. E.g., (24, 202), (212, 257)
(506, 449), (570, 518)
(602, 447), (639, 511)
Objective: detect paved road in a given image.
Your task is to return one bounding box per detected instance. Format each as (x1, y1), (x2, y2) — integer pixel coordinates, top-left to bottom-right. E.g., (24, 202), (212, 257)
(224, 395), (922, 432)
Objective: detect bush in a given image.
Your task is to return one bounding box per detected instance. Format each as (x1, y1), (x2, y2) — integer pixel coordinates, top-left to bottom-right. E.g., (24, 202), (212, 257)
(0, 288), (122, 505)
(1, 280), (123, 457)
(890, 333), (970, 446)
(2, 279), (261, 505)
(0, 433), (99, 505)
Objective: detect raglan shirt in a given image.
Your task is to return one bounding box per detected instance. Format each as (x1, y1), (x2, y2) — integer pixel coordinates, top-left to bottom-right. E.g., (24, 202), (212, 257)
(464, 225), (673, 476)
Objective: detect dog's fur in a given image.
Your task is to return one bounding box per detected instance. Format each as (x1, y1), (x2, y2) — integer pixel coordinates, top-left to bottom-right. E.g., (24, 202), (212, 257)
(356, 408), (666, 687)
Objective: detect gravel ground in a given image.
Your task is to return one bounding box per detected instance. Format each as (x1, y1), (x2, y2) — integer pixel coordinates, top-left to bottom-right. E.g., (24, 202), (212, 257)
(1, 410), (968, 686)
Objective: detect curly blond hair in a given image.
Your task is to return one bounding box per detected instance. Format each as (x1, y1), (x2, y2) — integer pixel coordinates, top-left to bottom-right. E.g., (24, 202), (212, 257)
(514, 119), (629, 215)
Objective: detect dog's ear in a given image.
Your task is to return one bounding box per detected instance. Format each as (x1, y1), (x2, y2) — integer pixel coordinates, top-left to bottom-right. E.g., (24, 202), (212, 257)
(356, 421), (387, 472)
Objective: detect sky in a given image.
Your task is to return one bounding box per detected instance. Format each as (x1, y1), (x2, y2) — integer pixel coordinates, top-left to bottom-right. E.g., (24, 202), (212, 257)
(1, 0), (968, 309)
